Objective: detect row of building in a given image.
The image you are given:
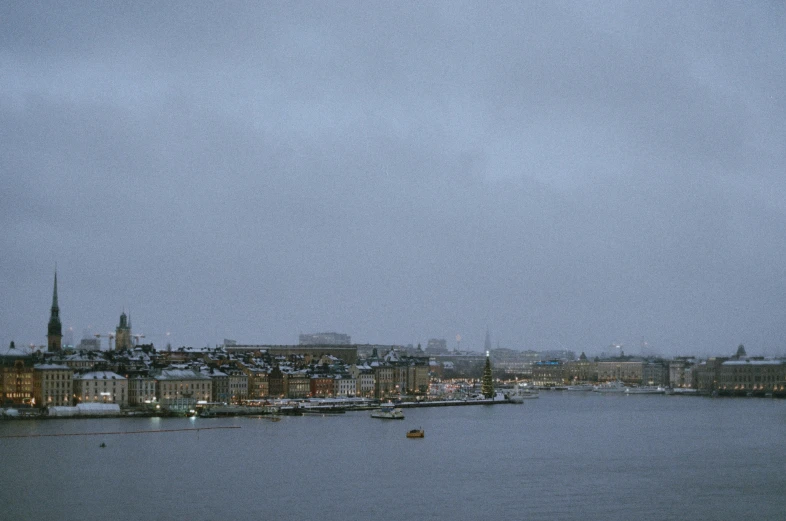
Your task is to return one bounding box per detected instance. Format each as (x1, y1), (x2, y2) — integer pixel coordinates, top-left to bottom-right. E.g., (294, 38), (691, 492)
(529, 346), (786, 395)
(0, 343), (431, 410)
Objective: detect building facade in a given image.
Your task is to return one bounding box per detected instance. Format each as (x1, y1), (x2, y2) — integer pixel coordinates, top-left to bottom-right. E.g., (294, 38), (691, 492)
(73, 371), (128, 407)
(155, 369), (212, 409)
(0, 353), (34, 405)
(718, 360), (786, 396)
(33, 364), (73, 407)
(127, 375), (157, 406)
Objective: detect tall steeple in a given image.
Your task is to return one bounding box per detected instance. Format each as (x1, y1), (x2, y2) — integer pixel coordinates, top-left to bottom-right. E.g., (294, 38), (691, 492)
(115, 310), (132, 351)
(47, 270), (62, 352)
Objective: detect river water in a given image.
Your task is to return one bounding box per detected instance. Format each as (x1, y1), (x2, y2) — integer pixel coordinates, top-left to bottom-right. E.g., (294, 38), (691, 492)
(2, 392), (785, 521)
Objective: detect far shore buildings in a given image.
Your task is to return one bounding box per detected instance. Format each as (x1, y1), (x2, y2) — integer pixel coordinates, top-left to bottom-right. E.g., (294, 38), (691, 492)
(6, 274), (786, 412)
(224, 344), (359, 365)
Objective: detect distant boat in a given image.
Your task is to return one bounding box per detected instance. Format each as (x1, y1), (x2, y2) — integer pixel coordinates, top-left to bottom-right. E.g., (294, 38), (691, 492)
(507, 384), (539, 403)
(406, 428), (424, 438)
(625, 386), (666, 395)
(301, 407), (346, 415)
(593, 381), (628, 393)
(371, 402), (405, 419)
(666, 388), (698, 396)
(566, 384), (594, 392)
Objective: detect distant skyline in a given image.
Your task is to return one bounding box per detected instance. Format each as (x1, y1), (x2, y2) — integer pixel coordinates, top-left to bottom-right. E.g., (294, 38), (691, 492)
(2, 2), (785, 357)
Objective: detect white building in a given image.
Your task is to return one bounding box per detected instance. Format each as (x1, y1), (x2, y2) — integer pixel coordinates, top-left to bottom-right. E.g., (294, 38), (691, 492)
(155, 369), (212, 409)
(74, 371), (128, 407)
(333, 374), (357, 397)
(33, 364), (73, 407)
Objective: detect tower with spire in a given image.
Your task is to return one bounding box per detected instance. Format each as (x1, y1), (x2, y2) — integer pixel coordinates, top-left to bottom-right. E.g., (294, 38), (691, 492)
(47, 270), (62, 352)
(115, 311), (132, 351)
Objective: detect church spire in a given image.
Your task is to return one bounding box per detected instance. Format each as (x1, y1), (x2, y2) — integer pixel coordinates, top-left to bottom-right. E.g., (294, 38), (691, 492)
(47, 269), (62, 351)
(52, 270), (59, 311)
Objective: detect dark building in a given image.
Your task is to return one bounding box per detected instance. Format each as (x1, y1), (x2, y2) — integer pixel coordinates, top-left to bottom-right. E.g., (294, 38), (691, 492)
(47, 271), (62, 352)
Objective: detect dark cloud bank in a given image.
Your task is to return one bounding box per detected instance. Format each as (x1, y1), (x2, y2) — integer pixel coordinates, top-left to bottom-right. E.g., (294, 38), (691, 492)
(2, 2), (785, 356)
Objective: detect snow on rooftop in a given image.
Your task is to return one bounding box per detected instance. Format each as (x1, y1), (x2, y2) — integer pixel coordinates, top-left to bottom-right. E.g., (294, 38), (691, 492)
(723, 359), (783, 366)
(74, 371), (126, 380)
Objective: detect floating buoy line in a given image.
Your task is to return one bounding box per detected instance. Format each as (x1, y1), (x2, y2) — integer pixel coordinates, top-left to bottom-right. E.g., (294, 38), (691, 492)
(0, 426), (241, 439)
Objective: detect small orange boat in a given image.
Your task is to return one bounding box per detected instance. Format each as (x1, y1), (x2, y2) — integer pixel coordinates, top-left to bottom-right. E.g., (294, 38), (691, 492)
(406, 428), (424, 438)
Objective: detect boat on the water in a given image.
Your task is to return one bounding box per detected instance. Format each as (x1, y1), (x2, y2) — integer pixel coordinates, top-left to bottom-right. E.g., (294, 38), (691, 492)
(301, 407), (346, 415)
(406, 428), (424, 438)
(371, 403), (405, 419)
(666, 387), (698, 396)
(593, 381), (628, 393)
(506, 384), (539, 403)
(625, 386), (666, 395)
(566, 384), (594, 392)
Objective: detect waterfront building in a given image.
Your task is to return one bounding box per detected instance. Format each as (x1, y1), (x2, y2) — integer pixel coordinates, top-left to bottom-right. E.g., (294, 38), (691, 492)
(205, 368), (230, 403)
(718, 359), (786, 396)
(73, 371), (128, 407)
(127, 374), (157, 406)
(596, 358), (644, 384)
(244, 368), (268, 399)
(268, 366), (284, 397)
(532, 360), (564, 386)
(348, 364), (375, 397)
(299, 332), (351, 345)
(0, 348), (34, 405)
(333, 374), (357, 397)
(227, 369), (248, 403)
(284, 370), (310, 399)
(310, 375), (334, 397)
(47, 271), (63, 352)
(563, 352), (597, 383)
(115, 312), (132, 351)
(695, 358), (728, 392)
(154, 369), (211, 409)
(669, 358), (697, 388)
(642, 360), (669, 386)
(407, 363), (430, 394)
(372, 364), (395, 399)
(33, 364), (73, 407)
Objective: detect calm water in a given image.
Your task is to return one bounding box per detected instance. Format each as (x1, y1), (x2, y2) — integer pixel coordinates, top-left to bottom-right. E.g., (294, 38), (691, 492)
(2, 393), (785, 521)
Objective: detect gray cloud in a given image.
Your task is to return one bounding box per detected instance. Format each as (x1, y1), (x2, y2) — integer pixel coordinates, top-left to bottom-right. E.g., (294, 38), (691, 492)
(2, 1), (785, 356)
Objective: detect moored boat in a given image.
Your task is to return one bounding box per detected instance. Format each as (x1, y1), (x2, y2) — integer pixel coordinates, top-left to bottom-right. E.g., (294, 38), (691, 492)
(506, 384), (539, 403)
(593, 381), (628, 393)
(625, 386), (666, 395)
(371, 402), (405, 419)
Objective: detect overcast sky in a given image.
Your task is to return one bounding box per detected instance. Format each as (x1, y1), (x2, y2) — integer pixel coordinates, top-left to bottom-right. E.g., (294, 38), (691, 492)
(1, 1), (785, 357)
